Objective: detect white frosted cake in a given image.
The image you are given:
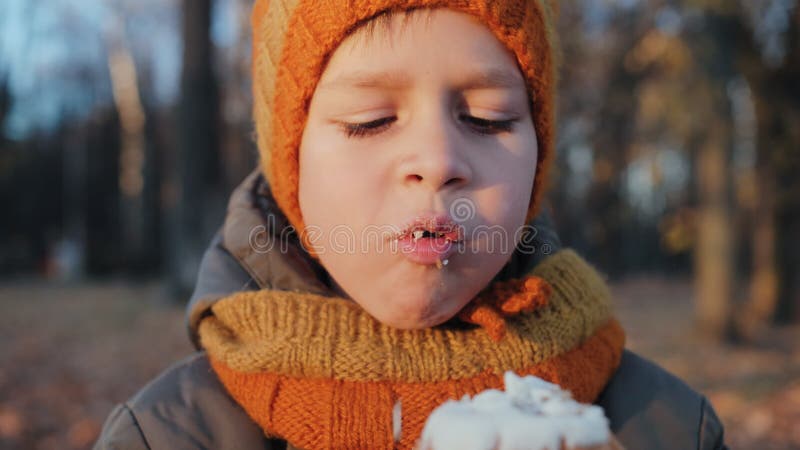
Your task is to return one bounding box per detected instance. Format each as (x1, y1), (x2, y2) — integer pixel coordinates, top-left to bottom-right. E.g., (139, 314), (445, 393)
(417, 372), (615, 450)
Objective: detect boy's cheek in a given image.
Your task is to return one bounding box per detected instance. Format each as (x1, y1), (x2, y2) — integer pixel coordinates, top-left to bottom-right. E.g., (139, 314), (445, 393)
(300, 167), (388, 223)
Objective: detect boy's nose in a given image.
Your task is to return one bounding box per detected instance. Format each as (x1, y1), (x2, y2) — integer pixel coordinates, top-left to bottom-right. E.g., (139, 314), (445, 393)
(400, 117), (473, 192)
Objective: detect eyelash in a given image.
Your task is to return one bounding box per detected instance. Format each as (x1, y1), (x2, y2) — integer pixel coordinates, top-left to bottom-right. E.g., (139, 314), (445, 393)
(342, 117), (396, 138)
(340, 115), (518, 138)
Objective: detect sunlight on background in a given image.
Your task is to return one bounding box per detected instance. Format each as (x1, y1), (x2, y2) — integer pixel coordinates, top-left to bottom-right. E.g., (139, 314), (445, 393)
(0, 0), (798, 449)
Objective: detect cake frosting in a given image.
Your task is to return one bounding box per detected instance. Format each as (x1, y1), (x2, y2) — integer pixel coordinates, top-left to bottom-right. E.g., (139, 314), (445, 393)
(418, 372), (611, 450)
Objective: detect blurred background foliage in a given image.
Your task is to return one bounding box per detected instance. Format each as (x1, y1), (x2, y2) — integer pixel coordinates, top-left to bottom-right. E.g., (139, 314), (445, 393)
(0, 0), (798, 339)
(0, 1), (799, 449)
(1, 0), (799, 339)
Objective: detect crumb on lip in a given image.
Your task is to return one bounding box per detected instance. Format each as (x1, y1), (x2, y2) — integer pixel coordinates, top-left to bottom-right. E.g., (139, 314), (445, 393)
(396, 223), (465, 242)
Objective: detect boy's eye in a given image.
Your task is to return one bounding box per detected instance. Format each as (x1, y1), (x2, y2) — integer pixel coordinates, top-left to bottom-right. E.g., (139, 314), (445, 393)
(340, 116), (396, 138)
(460, 114), (518, 135)
(339, 114), (518, 138)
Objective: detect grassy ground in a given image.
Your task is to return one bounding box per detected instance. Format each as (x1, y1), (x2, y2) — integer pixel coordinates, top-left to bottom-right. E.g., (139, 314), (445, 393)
(0, 278), (798, 449)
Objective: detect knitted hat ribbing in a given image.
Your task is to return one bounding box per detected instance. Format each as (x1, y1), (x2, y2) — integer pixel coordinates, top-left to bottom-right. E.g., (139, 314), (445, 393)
(251, 0), (560, 237)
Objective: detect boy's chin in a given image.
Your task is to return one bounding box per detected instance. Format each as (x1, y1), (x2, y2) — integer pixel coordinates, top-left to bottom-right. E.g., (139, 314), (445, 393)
(375, 314), (454, 331)
(357, 291), (470, 330)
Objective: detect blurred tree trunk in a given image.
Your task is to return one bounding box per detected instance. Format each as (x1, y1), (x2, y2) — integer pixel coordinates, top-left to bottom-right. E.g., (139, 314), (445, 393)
(585, 12), (649, 278)
(60, 127), (89, 278)
(99, 8), (164, 275)
(768, 4), (800, 324)
(736, 3), (800, 328)
(108, 38), (151, 271)
(688, 11), (739, 342)
(743, 142), (779, 334)
(165, 0), (222, 296)
(0, 74), (9, 133)
(693, 120), (735, 340)
(219, 0), (257, 190)
(691, 2), (800, 338)
(586, 66), (632, 278)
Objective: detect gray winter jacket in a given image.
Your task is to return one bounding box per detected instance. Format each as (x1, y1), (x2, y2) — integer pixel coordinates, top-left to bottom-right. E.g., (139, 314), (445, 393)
(95, 172), (728, 450)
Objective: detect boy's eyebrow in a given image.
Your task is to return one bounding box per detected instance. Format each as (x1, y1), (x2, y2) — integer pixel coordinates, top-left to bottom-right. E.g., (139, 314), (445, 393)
(317, 70), (413, 90)
(457, 67), (526, 91)
(317, 67), (525, 91)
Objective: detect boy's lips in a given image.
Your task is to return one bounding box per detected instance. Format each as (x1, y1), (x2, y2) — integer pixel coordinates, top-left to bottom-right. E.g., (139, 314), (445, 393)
(391, 213), (466, 266)
(392, 214), (466, 242)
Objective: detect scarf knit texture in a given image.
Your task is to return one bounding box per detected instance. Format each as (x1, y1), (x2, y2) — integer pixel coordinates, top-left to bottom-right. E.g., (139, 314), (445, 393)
(250, 0), (561, 246)
(199, 250), (626, 450)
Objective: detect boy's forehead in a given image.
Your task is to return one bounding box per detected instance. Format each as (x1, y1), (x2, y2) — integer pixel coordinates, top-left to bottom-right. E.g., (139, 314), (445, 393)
(313, 9), (529, 94)
(317, 66), (526, 91)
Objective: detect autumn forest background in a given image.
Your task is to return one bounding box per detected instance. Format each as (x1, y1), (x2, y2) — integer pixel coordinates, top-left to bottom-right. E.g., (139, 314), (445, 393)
(0, 0), (798, 449)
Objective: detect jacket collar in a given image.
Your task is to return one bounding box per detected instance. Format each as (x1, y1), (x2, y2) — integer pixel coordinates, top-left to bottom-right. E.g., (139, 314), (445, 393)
(221, 170), (332, 295)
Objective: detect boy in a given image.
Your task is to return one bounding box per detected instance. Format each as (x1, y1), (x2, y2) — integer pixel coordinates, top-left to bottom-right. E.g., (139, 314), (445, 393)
(96, 2), (728, 449)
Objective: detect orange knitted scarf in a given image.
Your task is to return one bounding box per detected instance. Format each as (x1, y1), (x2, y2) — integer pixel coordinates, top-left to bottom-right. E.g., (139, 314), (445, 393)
(199, 250), (625, 450)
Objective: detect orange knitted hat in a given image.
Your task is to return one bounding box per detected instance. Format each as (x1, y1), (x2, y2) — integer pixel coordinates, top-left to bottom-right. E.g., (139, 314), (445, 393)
(251, 0), (560, 237)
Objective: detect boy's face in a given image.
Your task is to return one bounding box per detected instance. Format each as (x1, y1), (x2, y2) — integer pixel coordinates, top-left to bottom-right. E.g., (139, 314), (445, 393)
(298, 9), (538, 329)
